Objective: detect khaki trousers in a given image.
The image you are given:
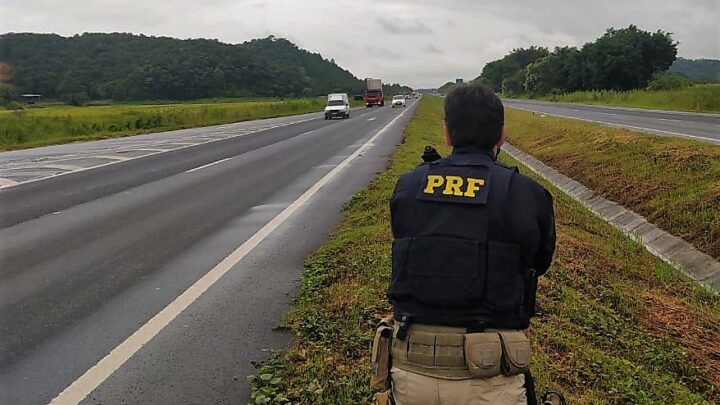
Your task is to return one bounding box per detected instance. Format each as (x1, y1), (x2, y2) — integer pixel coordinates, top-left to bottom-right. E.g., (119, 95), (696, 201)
(390, 366), (527, 405)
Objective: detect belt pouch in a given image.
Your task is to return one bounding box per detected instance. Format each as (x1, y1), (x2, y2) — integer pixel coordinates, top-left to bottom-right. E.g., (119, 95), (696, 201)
(499, 331), (531, 376)
(464, 332), (502, 378)
(371, 319), (394, 390)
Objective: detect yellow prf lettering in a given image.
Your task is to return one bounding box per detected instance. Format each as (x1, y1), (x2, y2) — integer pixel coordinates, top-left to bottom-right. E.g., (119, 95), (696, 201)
(442, 175), (464, 196)
(464, 177), (486, 197)
(424, 175), (445, 194)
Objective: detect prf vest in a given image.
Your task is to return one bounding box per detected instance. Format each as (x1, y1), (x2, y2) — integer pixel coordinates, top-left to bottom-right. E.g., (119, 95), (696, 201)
(388, 151), (537, 330)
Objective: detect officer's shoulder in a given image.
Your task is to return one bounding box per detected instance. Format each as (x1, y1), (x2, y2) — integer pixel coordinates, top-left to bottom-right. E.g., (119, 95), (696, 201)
(494, 160), (518, 171)
(508, 169), (553, 202)
(396, 163), (427, 187)
(407, 161), (432, 177)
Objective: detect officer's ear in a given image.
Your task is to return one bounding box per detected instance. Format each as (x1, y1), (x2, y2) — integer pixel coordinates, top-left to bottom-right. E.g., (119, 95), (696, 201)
(443, 123), (452, 146)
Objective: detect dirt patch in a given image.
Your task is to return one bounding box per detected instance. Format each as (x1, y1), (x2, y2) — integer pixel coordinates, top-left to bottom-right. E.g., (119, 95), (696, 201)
(640, 291), (720, 394)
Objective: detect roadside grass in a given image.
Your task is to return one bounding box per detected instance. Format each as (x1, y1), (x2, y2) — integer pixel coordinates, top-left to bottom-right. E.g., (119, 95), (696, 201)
(505, 108), (720, 261)
(0, 98), (332, 150)
(536, 84), (720, 113)
(247, 96), (720, 404)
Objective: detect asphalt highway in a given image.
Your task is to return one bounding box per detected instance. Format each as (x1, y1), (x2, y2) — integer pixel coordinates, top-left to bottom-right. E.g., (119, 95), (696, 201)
(0, 100), (418, 404)
(503, 99), (720, 143)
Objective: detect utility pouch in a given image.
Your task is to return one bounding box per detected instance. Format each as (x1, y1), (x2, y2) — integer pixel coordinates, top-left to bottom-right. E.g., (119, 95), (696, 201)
(373, 390), (392, 405)
(371, 317), (395, 391)
(464, 332), (502, 378)
(499, 331), (531, 376)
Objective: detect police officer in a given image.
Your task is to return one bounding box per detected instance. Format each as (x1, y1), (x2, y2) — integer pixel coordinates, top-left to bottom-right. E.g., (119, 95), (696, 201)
(386, 84), (555, 404)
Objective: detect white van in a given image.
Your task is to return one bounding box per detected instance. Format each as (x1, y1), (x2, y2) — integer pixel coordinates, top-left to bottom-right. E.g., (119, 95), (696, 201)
(325, 93), (350, 119)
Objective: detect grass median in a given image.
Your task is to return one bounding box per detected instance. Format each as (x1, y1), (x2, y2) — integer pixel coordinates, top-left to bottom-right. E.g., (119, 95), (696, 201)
(535, 84), (720, 113)
(0, 98), (328, 150)
(247, 96), (720, 404)
(504, 108), (720, 261)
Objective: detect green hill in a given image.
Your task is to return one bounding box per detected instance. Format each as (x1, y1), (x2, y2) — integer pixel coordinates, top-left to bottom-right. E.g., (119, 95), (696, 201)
(0, 33), (365, 101)
(669, 57), (720, 81)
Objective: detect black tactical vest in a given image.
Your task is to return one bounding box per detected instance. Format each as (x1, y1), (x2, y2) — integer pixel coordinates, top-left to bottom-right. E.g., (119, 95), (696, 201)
(388, 151), (536, 330)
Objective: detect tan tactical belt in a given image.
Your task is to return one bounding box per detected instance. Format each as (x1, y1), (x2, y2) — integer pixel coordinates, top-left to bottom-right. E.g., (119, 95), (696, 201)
(390, 323), (530, 380)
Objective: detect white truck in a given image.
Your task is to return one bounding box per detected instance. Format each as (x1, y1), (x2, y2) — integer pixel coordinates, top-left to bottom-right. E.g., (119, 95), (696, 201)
(324, 93), (350, 119)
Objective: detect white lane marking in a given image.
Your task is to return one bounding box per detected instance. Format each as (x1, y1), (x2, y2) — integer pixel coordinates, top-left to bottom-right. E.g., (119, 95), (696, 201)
(297, 130), (317, 138)
(43, 164), (85, 171)
(130, 148), (172, 153)
(507, 106), (719, 144)
(185, 157), (233, 173)
(95, 155), (131, 161)
(658, 118), (680, 122)
(0, 177), (19, 187)
(0, 117), (320, 191)
(367, 117), (377, 121)
(48, 105), (412, 405)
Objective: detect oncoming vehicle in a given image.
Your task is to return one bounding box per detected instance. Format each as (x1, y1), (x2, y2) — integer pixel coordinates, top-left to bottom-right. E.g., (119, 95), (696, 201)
(364, 78), (384, 107)
(391, 95), (406, 108)
(325, 93), (350, 119)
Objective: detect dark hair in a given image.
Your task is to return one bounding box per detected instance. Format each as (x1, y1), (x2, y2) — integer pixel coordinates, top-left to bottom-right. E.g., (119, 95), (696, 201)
(444, 84), (504, 150)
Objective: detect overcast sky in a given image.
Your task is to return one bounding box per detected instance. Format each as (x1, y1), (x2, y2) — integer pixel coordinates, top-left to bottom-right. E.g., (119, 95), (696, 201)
(2, 0), (719, 88)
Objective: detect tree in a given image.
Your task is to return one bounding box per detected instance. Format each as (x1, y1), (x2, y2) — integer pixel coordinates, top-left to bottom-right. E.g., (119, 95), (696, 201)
(476, 47), (548, 92)
(501, 70), (525, 96)
(581, 25), (677, 90)
(524, 47), (582, 96)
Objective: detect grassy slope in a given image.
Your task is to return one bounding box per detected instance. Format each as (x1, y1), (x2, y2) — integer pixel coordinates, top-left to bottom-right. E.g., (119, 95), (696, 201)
(247, 96), (719, 405)
(504, 108), (720, 261)
(0, 98), (331, 150)
(536, 84), (720, 113)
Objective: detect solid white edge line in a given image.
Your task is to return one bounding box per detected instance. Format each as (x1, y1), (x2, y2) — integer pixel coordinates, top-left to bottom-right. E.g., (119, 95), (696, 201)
(506, 105), (719, 143)
(185, 157), (233, 173)
(48, 104), (412, 405)
(0, 116), (319, 191)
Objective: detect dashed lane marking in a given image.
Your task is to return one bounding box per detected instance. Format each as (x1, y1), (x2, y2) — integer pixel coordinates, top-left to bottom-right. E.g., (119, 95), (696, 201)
(94, 155), (131, 161)
(42, 164), (85, 171)
(185, 157), (233, 173)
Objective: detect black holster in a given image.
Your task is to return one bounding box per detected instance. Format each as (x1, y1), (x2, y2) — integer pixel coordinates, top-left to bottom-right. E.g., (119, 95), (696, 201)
(524, 370), (537, 405)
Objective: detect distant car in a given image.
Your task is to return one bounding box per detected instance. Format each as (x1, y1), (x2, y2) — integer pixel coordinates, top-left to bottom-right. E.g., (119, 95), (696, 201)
(391, 95), (406, 108)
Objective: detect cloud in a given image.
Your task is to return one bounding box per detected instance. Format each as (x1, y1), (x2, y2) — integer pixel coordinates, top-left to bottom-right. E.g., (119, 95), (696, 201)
(0, 0), (717, 88)
(376, 17), (434, 35)
(424, 44), (444, 54)
(363, 45), (402, 59)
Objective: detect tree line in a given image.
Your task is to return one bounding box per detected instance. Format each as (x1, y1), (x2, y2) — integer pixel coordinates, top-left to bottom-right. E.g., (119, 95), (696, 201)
(474, 25), (682, 97)
(0, 33), (409, 104)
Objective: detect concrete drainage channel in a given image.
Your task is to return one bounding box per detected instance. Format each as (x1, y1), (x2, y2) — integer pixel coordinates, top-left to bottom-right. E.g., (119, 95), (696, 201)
(503, 142), (720, 293)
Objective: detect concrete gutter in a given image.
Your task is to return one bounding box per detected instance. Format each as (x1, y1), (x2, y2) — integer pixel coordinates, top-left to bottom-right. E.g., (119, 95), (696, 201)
(503, 142), (720, 294)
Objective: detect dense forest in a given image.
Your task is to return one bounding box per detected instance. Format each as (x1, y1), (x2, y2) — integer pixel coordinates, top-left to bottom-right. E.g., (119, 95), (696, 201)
(669, 57), (720, 81)
(474, 25), (686, 97)
(0, 33), (409, 103)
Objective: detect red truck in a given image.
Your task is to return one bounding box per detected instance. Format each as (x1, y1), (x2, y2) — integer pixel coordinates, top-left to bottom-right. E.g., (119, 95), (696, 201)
(363, 78), (384, 107)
